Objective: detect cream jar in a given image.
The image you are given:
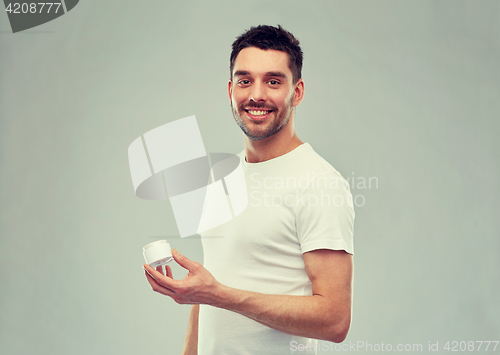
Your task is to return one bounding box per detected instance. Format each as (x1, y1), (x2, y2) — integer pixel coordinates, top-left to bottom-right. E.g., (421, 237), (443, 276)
(143, 240), (173, 267)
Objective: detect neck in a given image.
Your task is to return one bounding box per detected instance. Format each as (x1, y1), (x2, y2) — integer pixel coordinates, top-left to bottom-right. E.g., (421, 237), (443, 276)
(244, 113), (303, 163)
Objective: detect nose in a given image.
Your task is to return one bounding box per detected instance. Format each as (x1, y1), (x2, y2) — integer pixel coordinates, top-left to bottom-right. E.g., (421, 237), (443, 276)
(249, 81), (267, 102)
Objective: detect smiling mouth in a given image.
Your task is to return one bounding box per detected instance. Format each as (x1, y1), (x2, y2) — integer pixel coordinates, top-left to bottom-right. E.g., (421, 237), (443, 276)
(245, 109), (272, 116)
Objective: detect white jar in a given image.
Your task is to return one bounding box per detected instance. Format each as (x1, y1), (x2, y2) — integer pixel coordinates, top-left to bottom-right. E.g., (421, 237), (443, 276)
(143, 240), (173, 267)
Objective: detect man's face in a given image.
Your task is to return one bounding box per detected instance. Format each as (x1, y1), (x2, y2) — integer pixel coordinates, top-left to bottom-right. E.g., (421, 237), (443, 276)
(228, 47), (303, 141)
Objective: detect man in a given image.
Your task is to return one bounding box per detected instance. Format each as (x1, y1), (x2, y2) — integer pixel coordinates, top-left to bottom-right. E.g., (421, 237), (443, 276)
(144, 25), (354, 355)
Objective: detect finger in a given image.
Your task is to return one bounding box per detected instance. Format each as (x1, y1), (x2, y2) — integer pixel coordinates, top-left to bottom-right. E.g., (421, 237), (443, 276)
(172, 249), (197, 272)
(144, 263), (161, 277)
(144, 271), (177, 298)
(143, 264), (178, 289)
(165, 265), (173, 278)
(143, 264), (154, 278)
(156, 265), (164, 275)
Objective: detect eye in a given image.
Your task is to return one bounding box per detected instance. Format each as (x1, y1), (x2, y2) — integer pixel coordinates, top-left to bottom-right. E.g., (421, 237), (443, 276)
(268, 80), (280, 85)
(238, 80), (251, 86)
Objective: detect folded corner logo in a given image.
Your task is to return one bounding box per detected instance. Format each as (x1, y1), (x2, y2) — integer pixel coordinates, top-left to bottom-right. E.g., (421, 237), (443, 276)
(4, 0), (79, 33)
(127, 116), (248, 238)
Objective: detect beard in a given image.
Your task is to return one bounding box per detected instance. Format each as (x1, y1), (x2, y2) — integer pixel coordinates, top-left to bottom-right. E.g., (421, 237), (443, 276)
(231, 95), (294, 141)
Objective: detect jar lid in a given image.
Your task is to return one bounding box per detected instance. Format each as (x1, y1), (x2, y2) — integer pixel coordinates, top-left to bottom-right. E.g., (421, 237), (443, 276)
(143, 240), (168, 251)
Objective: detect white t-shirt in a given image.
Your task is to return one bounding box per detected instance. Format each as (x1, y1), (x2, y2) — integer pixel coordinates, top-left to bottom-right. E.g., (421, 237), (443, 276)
(198, 143), (354, 355)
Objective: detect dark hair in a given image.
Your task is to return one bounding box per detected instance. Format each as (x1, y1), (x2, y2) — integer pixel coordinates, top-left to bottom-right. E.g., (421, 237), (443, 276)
(230, 25), (303, 83)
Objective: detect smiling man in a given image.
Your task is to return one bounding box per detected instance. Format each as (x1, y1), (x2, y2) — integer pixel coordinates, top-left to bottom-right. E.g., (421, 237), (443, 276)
(144, 25), (355, 355)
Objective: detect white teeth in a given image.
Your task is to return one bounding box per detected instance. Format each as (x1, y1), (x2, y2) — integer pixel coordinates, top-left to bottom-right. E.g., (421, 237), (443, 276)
(248, 110), (270, 116)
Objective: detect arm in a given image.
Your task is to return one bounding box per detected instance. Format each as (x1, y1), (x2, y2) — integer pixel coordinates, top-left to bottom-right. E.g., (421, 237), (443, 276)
(220, 249), (352, 342)
(181, 305), (199, 355)
(144, 248), (353, 343)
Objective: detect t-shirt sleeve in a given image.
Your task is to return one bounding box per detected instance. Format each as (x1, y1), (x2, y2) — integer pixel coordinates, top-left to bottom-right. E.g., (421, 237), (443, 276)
(294, 172), (354, 255)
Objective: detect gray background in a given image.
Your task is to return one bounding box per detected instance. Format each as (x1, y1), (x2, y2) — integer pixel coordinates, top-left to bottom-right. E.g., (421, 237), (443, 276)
(1, 1), (498, 354)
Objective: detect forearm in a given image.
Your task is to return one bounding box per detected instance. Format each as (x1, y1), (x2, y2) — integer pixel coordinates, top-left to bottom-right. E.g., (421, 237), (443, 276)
(181, 305), (199, 355)
(212, 285), (350, 343)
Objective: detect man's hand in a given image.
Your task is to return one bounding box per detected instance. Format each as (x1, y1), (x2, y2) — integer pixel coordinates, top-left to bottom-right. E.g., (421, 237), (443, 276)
(144, 248), (352, 342)
(143, 249), (222, 306)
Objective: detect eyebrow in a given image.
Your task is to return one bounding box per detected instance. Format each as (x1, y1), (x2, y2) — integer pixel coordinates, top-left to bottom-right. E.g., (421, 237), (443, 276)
(234, 70), (250, 77)
(233, 70), (288, 79)
(265, 71), (287, 78)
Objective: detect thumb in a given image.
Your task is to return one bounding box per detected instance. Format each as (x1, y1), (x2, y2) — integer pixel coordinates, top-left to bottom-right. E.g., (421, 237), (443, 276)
(172, 249), (196, 271)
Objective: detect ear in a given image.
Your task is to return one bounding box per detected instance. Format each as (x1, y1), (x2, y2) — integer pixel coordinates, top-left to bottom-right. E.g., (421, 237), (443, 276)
(292, 79), (305, 107)
(228, 79), (233, 102)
